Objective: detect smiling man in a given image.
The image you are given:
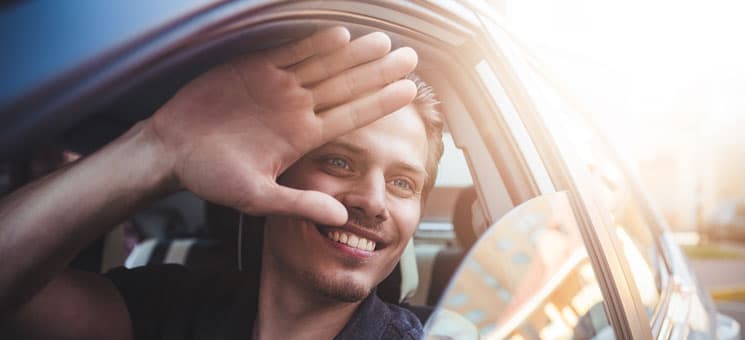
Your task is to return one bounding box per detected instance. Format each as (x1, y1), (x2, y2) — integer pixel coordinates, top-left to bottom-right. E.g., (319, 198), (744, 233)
(0, 27), (443, 340)
(255, 82), (442, 339)
(271, 105), (429, 304)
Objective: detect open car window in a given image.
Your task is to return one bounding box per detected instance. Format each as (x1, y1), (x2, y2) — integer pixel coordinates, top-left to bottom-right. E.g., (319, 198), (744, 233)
(426, 191), (615, 339)
(477, 15), (670, 330)
(524, 66), (670, 322)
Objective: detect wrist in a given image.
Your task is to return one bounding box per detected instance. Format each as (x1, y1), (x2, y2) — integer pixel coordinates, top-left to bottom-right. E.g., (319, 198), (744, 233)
(118, 119), (180, 196)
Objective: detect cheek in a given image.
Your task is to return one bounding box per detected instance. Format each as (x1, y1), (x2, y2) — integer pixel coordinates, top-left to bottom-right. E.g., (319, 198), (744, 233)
(390, 200), (421, 239)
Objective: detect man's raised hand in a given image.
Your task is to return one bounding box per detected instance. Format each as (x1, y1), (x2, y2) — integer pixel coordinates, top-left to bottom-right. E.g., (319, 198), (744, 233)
(146, 27), (418, 226)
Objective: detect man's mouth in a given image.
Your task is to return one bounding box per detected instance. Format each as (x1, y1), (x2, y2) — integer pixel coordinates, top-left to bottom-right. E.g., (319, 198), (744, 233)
(325, 230), (376, 251)
(315, 224), (385, 253)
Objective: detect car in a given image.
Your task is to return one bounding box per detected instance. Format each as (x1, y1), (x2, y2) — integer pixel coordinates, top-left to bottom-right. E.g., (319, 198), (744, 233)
(0, 1), (740, 339)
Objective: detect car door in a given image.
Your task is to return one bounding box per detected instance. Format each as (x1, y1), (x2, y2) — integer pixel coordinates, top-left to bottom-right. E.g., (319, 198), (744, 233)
(480, 14), (719, 338)
(538, 99), (718, 339)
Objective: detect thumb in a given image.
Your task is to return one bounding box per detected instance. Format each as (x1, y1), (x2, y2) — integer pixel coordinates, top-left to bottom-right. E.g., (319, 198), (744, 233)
(257, 184), (348, 226)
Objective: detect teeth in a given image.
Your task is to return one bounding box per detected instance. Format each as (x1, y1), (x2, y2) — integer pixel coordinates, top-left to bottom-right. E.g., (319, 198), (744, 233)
(348, 235), (359, 248)
(325, 230), (376, 251)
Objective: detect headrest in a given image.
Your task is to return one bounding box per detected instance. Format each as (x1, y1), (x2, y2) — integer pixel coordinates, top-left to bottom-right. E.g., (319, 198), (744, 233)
(451, 186), (485, 250)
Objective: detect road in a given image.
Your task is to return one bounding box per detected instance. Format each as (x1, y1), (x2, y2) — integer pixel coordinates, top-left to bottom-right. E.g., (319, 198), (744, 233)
(687, 241), (745, 338)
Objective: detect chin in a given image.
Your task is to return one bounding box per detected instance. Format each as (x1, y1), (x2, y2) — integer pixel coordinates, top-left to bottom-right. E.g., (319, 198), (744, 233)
(301, 269), (375, 303)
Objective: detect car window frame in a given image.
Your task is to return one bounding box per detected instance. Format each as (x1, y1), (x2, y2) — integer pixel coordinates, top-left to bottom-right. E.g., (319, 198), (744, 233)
(501, 37), (681, 336)
(400, 7), (644, 338)
(467, 9), (657, 340)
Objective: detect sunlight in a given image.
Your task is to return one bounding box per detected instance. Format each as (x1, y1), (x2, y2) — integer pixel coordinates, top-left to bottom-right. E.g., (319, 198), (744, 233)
(615, 227), (658, 306)
(500, 0), (745, 156)
(496, 0), (745, 231)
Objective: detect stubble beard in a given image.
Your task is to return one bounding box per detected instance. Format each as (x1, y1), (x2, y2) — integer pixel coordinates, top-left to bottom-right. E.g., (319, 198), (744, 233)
(264, 215), (384, 303)
(299, 269), (374, 303)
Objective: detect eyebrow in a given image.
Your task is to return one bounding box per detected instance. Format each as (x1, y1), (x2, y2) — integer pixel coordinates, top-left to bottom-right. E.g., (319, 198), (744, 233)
(323, 141), (429, 178)
(324, 140), (367, 155)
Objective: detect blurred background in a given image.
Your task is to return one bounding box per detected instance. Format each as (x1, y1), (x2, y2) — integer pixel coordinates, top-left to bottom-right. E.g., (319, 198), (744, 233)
(486, 0), (745, 313)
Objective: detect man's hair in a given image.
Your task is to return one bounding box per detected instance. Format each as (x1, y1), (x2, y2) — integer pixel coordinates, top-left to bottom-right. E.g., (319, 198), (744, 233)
(407, 73), (444, 199)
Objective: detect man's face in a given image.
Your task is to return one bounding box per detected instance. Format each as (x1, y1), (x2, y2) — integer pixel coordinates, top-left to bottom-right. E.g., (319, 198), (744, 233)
(264, 104), (429, 302)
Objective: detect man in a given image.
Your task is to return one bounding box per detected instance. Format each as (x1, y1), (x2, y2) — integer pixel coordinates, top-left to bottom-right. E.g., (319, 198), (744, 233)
(0, 26), (443, 339)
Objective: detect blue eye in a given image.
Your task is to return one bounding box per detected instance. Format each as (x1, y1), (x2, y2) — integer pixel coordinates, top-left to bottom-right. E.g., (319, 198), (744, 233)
(390, 178), (414, 192)
(327, 157), (349, 169)
(324, 157), (352, 171)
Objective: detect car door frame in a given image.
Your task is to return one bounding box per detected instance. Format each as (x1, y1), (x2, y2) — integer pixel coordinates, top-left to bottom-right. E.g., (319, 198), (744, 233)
(455, 6), (658, 339)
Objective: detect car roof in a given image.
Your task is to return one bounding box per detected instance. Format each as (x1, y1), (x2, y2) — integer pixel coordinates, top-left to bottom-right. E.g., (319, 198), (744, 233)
(0, 1), (484, 160)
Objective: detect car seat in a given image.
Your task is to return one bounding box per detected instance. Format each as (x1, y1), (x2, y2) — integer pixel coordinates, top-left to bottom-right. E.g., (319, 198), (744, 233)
(413, 186), (482, 306)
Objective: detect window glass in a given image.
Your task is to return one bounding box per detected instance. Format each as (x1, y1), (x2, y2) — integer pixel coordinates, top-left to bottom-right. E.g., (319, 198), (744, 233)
(426, 192), (614, 339)
(544, 89), (666, 316)
(582, 143), (664, 315)
(416, 132), (475, 238)
(435, 132), (474, 188)
(496, 38), (668, 316)
(476, 14), (666, 333)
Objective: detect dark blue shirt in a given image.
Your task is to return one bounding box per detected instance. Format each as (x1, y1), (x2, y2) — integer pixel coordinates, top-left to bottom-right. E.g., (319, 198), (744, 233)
(106, 264), (422, 339)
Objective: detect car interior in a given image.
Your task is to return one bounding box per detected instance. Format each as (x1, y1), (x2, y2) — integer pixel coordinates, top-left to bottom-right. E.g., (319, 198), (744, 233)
(0, 16), (623, 339)
(1, 18), (518, 331)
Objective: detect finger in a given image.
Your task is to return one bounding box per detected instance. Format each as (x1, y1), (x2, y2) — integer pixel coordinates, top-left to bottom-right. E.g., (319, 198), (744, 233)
(266, 26), (350, 68)
(291, 31), (391, 86)
(257, 184), (348, 226)
(318, 79), (417, 141)
(311, 47), (417, 111)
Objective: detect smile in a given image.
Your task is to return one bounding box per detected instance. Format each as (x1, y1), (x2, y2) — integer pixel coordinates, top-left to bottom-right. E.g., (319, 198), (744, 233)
(326, 230), (376, 251)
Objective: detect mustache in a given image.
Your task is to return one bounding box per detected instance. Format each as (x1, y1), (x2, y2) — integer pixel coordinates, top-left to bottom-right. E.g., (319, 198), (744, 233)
(346, 211), (383, 231)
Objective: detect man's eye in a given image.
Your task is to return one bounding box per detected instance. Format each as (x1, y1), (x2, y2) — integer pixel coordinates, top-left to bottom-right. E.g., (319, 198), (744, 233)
(389, 178), (415, 194)
(326, 157), (350, 169)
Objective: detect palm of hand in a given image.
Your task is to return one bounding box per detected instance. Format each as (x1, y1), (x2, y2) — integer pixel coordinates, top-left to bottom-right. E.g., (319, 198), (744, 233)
(148, 27), (417, 225)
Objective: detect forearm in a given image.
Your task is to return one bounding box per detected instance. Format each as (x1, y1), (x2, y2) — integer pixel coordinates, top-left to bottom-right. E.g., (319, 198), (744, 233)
(0, 120), (174, 313)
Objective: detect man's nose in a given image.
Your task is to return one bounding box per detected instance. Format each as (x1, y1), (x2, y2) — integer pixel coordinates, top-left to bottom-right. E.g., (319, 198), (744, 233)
(339, 173), (389, 222)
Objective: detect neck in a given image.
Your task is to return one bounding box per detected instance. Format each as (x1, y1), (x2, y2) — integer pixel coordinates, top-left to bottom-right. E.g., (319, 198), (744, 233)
(254, 245), (362, 340)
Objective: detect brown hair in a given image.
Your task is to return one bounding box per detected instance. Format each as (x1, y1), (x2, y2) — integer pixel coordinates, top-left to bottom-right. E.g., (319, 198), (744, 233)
(407, 73), (444, 199)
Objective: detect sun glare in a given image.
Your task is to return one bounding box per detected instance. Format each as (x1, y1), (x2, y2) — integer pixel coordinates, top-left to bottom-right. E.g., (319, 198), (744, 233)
(494, 0), (745, 232)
